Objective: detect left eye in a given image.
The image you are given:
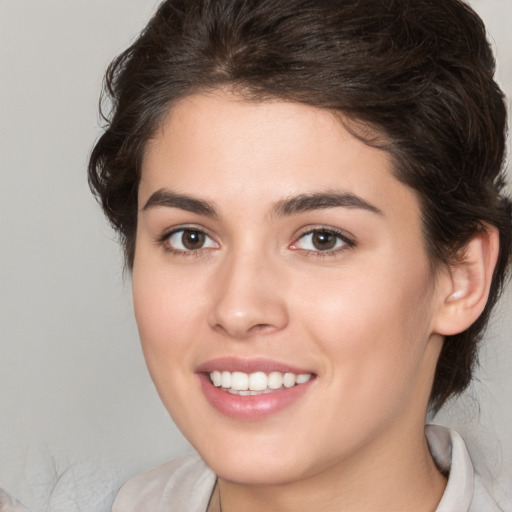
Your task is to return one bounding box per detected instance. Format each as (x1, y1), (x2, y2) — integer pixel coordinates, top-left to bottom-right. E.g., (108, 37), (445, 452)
(292, 229), (350, 252)
(166, 229), (218, 251)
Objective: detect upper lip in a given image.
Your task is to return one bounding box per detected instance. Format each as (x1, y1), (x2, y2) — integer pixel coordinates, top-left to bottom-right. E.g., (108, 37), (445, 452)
(196, 357), (315, 375)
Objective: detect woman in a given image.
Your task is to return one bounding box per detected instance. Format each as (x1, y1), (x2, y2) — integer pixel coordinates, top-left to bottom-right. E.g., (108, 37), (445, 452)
(89, 0), (511, 510)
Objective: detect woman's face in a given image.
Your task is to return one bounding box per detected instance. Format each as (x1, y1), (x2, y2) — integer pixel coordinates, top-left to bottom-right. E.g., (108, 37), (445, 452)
(133, 91), (446, 485)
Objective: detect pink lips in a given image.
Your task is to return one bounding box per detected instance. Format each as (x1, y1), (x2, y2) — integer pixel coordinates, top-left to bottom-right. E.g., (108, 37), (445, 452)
(197, 357), (315, 421)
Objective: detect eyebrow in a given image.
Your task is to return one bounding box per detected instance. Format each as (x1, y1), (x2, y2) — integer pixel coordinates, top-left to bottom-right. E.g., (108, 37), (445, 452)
(272, 192), (383, 217)
(143, 189), (219, 217)
(142, 188), (383, 218)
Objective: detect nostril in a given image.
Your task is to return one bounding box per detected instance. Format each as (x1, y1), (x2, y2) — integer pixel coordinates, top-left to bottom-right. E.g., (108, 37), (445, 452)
(248, 323), (280, 335)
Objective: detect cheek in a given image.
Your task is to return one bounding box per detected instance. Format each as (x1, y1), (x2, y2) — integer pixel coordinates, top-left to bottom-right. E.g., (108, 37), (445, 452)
(131, 254), (206, 370)
(131, 260), (207, 423)
(293, 259), (435, 390)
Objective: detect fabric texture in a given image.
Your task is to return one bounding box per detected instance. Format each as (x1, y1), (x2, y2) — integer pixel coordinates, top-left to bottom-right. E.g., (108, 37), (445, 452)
(0, 489), (30, 512)
(111, 425), (502, 512)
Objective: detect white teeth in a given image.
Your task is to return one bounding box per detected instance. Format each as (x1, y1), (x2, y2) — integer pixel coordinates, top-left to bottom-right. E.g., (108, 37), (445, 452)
(296, 373), (312, 384)
(221, 371), (231, 388)
(211, 370), (222, 387)
(248, 372), (267, 391)
(209, 370), (313, 393)
(283, 372), (296, 388)
(231, 371), (249, 391)
(267, 371), (283, 390)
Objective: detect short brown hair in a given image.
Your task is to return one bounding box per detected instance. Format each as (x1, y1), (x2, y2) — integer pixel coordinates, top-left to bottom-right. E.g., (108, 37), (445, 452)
(89, 0), (511, 411)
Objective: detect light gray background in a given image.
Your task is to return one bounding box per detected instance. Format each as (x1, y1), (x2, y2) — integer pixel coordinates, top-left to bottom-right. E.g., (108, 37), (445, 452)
(0, 1), (510, 511)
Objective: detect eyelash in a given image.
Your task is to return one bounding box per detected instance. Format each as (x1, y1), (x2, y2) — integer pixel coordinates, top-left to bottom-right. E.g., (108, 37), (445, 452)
(158, 226), (219, 257)
(157, 226), (355, 257)
(290, 227), (355, 257)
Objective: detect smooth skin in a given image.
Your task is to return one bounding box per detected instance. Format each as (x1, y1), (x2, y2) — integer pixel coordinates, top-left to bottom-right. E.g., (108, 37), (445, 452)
(132, 90), (498, 512)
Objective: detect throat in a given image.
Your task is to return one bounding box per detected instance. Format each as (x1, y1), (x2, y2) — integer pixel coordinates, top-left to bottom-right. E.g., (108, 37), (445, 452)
(207, 482), (222, 512)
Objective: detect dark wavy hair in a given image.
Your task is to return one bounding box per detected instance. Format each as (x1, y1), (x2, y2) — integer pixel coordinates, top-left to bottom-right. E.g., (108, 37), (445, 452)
(88, 0), (511, 411)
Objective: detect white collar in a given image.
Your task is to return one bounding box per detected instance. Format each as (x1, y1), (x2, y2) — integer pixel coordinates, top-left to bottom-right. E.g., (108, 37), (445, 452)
(426, 424), (474, 512)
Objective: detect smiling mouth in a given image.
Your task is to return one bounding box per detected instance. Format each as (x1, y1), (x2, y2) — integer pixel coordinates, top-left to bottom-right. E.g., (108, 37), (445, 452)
(209, 370), (314, 395)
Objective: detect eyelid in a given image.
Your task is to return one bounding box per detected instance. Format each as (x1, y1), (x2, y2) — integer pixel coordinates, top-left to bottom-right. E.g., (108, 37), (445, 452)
(289, 226), (355, 254)
(158, 224), (220, 254)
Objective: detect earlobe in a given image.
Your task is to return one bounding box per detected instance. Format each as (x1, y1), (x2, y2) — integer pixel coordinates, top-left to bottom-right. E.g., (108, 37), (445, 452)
(433, 225), (500, 336)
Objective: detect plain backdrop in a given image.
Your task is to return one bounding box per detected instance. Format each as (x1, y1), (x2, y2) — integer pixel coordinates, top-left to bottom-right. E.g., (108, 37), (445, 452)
(0, 1), (511, 511)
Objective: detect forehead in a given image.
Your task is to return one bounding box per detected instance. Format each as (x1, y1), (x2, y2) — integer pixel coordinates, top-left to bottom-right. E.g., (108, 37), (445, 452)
(140, 90), (420, 224)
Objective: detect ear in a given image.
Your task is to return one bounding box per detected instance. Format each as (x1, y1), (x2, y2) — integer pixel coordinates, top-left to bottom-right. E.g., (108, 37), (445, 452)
(433, 225), (500, 336)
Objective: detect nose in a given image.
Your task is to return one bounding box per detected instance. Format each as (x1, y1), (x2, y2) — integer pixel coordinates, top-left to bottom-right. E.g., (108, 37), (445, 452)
(207, 250), (289, 340)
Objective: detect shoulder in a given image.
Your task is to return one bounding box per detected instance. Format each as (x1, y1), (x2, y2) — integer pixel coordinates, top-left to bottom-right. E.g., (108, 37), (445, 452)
(111, 452), (216, 512)
(426, 424), (504, 512)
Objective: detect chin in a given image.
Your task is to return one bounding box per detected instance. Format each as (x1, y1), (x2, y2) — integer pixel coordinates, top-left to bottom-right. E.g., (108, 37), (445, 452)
(208, 455), (306, 486)
(189, 427), (321, 486)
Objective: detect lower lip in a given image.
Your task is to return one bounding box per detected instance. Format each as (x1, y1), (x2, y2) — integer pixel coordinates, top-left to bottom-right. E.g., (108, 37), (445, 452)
(198, 374), (314, 420)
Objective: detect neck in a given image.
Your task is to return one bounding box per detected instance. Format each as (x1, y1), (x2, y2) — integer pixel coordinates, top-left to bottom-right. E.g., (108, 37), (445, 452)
(215, 421), (446, 512)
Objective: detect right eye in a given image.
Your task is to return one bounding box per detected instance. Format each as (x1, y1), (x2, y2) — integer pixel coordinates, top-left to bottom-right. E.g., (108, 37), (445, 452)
(164, 228), (219, 253)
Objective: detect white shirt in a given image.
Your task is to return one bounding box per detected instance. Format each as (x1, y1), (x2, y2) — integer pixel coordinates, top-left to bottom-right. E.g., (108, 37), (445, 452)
(111, 425), (502, 512)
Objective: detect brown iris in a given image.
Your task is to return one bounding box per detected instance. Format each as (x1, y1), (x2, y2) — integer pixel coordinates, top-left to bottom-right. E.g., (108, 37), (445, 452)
(181, 229), (206, 250)
(311, 230), (338, 251)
